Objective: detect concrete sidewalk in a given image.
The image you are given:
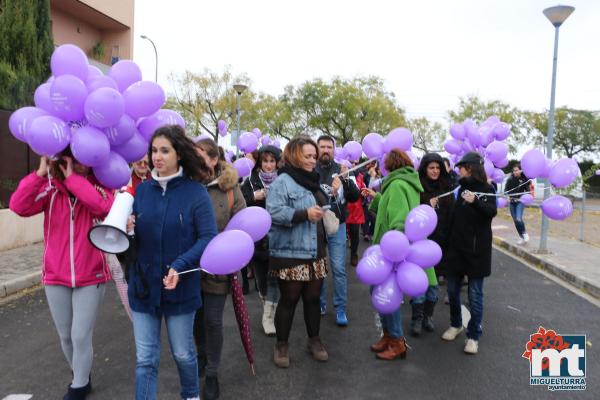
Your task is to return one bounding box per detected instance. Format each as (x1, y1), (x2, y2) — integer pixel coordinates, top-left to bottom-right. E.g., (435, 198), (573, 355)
(0, 243), (43, 298)
(492, 221), (600, 299)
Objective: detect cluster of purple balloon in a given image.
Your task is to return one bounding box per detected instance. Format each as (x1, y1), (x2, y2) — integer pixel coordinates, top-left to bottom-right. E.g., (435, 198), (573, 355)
(231, 128), (281, 178)
(334, 127), (420, 173)
(8, 44), (186, 189)
(356, 205), (440, 314)
(200, 207), (271, 275)
(444, 117), (510, 185)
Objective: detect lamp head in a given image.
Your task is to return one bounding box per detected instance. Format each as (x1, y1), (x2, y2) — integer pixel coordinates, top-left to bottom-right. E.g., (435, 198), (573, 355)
(543, 5), (575, 27)
(233, 84), (248, 95)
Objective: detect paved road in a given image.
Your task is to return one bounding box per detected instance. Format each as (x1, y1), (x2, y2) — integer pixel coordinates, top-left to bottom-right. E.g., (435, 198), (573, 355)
(1, 246), (598, 400)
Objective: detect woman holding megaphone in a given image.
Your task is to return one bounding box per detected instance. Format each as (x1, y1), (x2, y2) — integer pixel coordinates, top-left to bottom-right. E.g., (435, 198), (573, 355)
(127, 125), (217, 400)
(10, 149), (114, 400)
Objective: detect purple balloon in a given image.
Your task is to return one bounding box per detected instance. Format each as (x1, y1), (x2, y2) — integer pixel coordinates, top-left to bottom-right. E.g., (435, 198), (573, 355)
(219, 129), (228, 138)
(404, 205), (438, 242)
(497, 197), (507, 208)
(86, 75), (119, 93)
(26, 116), (70, 156)
(541, 195), (573, 220)
(481, 115), (500, 128)
(218, 120), (227, 133)
(225, 206), (272, 242)
(138, 109), (186, 141)
(113, 131), (149, 163)
(70, 126), (111, 167)
(261, 135), (271, 146)
(9, 107), (49, 142)
(358, 251), (390, 283)
(233, 158), (254, 178)
(379, 155), (389, 177)
(492, 168), (505, 184)
(485, 141), (508, 163)
(495, 157), (509, 168)
(123, 81), (165, 120)
(549, 158), (579, 189)
(379, 230), (409, 262)
(539, 158), (554, 179)
(449, 123), (466, 140)
(520, 193), (534, 206)
(479, 126), (496, 147)
(84, 87), (124, 128)
(225, 149), (234, 163)
(596, 169), (600, 176)
(395, 261), (428, 297)
(461, 139), (474, 153)
(252, 128), (262, 138)
(334, 146), (347, 160)
(464, 120), (481, 147)
(34, 83), (54, 113)
(384, 127), (413, 152)
(50, 74), (88, 121)
(362, 133), (384, 158)
(484, 158), (494, 177)
(344, 141), (363, 161)
(92, 151), (131, 189)
(492, 122), (511, 140)
(200, 230), (254, 275)
(406, 239), (442, 268)
(104, 114), (136, 146)
(237, 132), (259, 153)
(521, 149), (546, 179)
(371, 273), (403, 314)
(271, 139), (281, 149)
(109, 60), (142, 92)
(50, 44), (88, 81)
(444, 139), (463, 155)
(87, 65), (103, 81)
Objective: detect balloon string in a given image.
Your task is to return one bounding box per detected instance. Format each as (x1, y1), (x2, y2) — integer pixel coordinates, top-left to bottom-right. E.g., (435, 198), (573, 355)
(503, 179), (533, 195)
(174, 267), (212, 276)
(333, 157), (377, 178)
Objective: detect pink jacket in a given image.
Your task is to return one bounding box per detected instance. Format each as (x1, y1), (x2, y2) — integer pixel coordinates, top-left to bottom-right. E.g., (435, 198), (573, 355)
(10, 172), (114, 288)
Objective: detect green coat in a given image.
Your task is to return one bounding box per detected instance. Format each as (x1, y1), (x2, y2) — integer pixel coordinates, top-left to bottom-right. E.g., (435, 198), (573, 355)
(369, 167), (438, 286)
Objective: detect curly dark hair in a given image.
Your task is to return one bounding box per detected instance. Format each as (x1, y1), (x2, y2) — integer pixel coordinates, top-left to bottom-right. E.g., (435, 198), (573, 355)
(149, 125), (210, 182)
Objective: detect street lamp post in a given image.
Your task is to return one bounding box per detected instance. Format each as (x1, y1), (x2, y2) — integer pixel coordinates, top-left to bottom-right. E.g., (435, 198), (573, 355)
(538, 5), (574, 253)
(140, 35), (158, 83)
(233, 83), (248, 157)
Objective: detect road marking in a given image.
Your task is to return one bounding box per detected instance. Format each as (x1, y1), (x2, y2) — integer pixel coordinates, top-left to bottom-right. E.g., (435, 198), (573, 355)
(3, 395), (33, 400)
(491, 225), (509, 230)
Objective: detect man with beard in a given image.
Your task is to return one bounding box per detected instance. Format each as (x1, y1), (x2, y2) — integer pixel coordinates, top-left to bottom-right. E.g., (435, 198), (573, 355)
(316, 135), (360, 326)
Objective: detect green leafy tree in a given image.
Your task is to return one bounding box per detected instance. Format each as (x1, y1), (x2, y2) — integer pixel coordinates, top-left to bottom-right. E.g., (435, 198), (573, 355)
(0, 0), (53, 109)
(407, 117), (446, 153)
(527, 108), (600, 159)
(448, 96), (537, 152)
(292, 76), (406, 144)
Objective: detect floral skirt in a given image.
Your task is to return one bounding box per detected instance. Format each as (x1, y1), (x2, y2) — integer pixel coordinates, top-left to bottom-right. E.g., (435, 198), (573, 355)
(270, 258), (328, 281)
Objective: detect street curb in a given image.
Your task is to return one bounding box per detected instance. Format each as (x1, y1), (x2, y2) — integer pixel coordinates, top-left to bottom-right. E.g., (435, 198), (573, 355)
(0, 271), (41, 298)
(493, 236), (600, 300)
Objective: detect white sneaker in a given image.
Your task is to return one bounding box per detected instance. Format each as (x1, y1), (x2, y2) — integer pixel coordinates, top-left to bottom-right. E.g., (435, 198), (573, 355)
(516, 236), (525, 245)
(523, 233), (530, 243)
(464, 338), (479, 354)
(441, 326), (464, 341)
(262, 301), (276, 336)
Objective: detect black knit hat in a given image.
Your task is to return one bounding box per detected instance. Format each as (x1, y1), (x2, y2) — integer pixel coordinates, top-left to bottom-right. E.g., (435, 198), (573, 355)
(455, 151), (484, 167)
(259, 145), (282, 161)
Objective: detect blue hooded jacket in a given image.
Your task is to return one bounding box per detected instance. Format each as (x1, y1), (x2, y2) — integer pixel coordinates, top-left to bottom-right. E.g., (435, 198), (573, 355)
(128, 174), (217, 316)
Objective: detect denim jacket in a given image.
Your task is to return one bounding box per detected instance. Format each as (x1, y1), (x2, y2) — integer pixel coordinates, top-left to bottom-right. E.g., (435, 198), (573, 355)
(266, 173), (322, 259)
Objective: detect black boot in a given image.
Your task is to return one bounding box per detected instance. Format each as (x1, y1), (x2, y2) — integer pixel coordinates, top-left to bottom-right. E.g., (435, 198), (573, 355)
(410, 303), (424, 337)
(204, 375), (220, 400)
(422, 300), (436, 332)
(63, 381), (91, 400)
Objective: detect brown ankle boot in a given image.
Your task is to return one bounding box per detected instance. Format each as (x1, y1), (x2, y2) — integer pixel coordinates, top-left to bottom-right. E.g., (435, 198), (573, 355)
(370, 330), (391, 352)
(376, 337), (407, 360)
(273, 341), (290, 368)
(307, 336), (329, 361)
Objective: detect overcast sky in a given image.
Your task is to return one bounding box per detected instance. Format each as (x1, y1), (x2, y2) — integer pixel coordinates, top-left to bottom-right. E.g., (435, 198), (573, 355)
(132, 0), (599, 126)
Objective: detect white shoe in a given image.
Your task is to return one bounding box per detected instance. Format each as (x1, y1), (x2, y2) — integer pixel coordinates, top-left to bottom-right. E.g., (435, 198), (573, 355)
(441, 326), (464, 341)
(516, 237), (525, 245)
(464, 338), (479, 354)
(262, 301), (276, 336)
(523, 233), (530, 243)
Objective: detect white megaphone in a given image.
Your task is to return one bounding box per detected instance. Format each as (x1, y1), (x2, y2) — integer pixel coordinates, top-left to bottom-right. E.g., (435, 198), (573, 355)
(88, 190), (134, 254)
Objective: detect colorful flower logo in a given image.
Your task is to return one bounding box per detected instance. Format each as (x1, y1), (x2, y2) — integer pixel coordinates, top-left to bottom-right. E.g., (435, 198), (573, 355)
(522, 326), (570, 371)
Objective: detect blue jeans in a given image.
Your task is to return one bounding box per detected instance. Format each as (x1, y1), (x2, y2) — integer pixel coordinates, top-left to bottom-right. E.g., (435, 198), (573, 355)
(446, 275), (484, 341)
(509, 201), (526, 237)
(410, 285), (439, 305)
(132, 310), (199, 400)
(320, 222), (348, 312)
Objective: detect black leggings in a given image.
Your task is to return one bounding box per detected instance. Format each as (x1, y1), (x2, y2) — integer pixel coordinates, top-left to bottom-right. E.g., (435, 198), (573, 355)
(348, 223), (360, 257)
(275, 279), (323, 342)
